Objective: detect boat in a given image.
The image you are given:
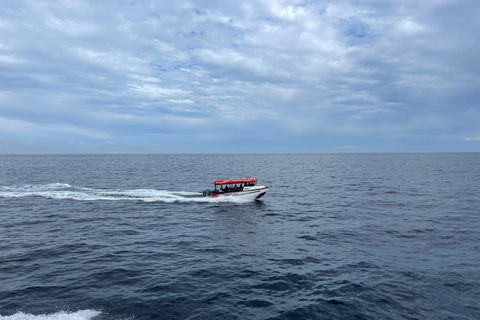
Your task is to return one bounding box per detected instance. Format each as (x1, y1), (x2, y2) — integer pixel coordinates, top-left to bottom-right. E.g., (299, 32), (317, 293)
(203, 178), (269, 200)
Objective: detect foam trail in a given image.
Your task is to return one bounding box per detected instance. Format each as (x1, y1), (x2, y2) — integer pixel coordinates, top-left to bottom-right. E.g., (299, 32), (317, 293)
(0, 183), (251, 203)
(0, 310), (100, 320)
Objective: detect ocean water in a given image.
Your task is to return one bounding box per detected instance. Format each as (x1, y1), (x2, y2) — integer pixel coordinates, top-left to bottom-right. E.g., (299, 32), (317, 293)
(0, 154), (479, 320)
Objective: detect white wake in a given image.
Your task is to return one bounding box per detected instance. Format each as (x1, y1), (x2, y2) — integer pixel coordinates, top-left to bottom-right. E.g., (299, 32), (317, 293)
(0, 183), (249, 203)
(0, 310), (100, 320)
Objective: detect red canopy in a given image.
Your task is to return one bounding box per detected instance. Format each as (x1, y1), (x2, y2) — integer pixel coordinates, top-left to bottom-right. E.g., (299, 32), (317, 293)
(214, 178), (257, 185)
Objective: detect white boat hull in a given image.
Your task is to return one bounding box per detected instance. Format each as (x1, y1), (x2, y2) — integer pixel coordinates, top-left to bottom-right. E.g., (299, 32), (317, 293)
(210, 185), (269, 201)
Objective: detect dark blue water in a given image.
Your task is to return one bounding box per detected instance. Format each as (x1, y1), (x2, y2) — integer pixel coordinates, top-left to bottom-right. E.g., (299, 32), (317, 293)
(1, 154), (479, 320)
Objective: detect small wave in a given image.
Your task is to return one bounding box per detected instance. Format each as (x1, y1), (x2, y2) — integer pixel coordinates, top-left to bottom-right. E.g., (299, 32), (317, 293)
(0, 183), (73, 192)
(0, 310), (100, 320)
(0, 183), (250, 203)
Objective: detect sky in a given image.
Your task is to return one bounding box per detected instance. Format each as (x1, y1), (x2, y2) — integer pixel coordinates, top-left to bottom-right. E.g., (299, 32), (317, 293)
(0, 0), (479, 153)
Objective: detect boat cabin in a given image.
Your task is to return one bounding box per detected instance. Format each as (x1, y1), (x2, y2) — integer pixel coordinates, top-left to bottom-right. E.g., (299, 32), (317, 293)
(213, 178), (257, 193)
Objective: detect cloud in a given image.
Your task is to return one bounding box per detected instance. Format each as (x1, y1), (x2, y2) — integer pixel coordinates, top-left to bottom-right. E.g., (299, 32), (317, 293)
(465, 137), (480, 142)
(170, 99), (194, 104)
(0, 0), (479, 153)
(128, 83), (190, 98)
(0, 117), (34, 133)
(0, 115), (112, 142)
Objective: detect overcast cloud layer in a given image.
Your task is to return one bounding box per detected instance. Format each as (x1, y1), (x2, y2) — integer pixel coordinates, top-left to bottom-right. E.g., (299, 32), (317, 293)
(1, 0), (479, 153)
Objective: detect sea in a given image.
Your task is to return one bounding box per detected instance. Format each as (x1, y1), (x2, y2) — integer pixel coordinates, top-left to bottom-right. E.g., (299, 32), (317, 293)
(0, 154), (479, 320)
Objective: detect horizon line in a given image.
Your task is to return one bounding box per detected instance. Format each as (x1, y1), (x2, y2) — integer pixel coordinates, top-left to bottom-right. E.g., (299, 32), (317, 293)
(1, 152), (479, 156)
